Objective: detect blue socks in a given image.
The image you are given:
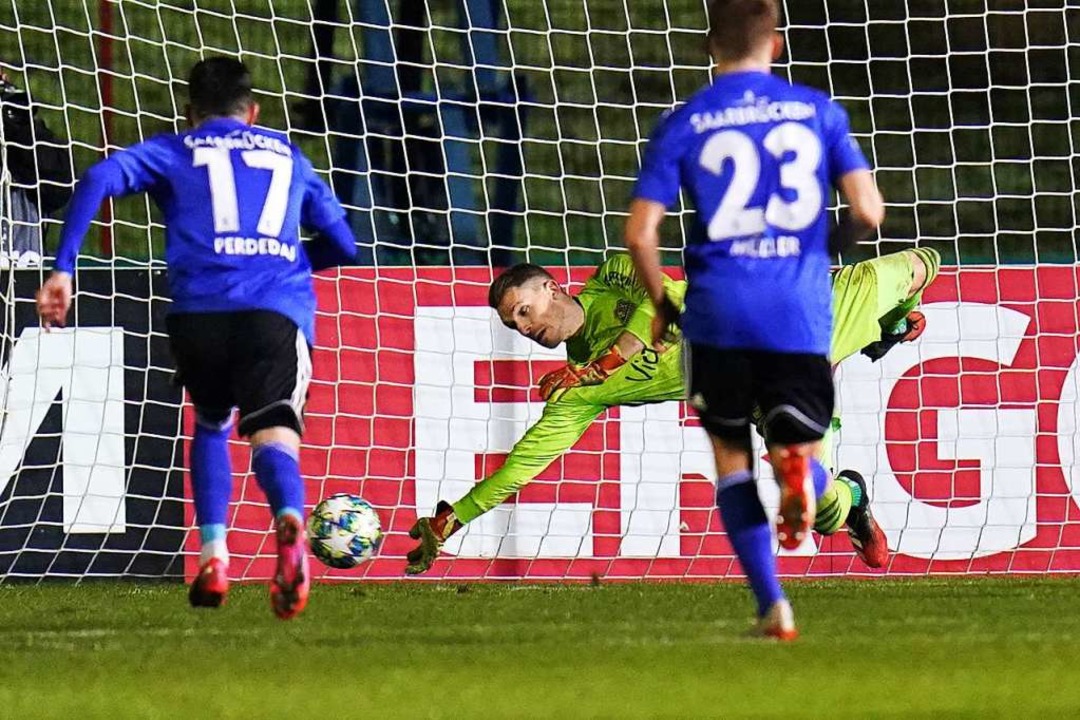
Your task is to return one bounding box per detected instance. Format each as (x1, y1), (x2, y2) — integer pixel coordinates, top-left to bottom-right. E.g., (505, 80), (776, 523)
(192, 417), (233, 528)
(191, 415), (233, 565)
(189, 416), (306, 562)
(810, 458), (829, 499)
(716, 470), (783, 617)
(252, 442), (304, 521)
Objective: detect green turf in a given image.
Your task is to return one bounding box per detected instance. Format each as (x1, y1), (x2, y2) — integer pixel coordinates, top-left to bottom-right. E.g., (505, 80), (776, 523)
(1, 577), (1077, 718)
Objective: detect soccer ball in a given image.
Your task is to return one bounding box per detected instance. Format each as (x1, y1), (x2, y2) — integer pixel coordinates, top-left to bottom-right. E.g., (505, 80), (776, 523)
(307, 494), (384, 569)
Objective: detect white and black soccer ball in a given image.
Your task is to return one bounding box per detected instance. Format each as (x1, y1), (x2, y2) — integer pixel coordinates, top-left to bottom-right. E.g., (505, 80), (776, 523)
(308, 494), (384, 569)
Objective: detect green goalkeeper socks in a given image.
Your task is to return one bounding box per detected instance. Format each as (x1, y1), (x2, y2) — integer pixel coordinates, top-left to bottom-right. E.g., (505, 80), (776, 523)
(813, 479), (852, 536)
(842, 473), (864, 509)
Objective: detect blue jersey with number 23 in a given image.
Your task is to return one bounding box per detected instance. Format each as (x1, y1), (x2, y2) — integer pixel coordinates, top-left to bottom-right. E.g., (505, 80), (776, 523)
(634, 71), (870, 356)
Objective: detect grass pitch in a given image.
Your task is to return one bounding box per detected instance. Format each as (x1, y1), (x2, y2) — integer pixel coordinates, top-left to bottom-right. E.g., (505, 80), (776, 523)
(2, 577), (1078, 719)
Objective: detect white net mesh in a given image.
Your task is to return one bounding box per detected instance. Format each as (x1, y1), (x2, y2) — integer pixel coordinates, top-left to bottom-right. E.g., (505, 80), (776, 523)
(0, 0), (1076, 579)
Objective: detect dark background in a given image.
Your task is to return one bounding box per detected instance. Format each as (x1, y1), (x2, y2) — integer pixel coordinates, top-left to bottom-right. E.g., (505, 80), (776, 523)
(0, 269), (184, 578)
(0, 1), (1076, 264)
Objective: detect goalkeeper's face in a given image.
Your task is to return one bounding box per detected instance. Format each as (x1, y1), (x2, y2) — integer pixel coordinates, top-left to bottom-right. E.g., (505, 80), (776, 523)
(496, 278), (582, 349)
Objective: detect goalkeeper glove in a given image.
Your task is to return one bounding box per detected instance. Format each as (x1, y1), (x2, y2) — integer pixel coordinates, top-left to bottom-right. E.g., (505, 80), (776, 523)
(405, 501), (462, 575)
(537, 346), (626, 401)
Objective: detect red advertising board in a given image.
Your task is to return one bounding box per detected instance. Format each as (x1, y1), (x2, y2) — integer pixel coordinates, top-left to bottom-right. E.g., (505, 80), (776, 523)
(185, 265), (1080, 580)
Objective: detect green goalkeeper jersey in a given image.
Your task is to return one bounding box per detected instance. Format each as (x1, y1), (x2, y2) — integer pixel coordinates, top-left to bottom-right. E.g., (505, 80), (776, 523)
(565, 253), (686, 365)
(454, 255), (686, 522)
(451, 249), (937, 524)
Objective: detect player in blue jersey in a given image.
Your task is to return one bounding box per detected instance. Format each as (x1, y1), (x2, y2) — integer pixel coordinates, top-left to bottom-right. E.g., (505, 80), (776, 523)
(35, 57), (357, 619)
(626, 0), (884, 639)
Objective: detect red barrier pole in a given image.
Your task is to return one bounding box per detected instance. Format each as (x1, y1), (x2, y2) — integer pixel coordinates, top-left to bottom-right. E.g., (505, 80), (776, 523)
(98, 0), (113, 257)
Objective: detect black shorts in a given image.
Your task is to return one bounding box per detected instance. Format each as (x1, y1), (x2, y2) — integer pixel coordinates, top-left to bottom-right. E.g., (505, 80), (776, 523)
(686, 343), (834, 446)
(166, 310), (312, 437)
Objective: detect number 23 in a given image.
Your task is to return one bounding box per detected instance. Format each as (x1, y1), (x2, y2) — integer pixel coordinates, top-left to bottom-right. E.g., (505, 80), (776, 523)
(698, 121), (822, 241)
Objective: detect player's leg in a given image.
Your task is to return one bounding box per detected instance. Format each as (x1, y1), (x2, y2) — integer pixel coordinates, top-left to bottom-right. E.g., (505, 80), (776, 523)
(808, 432), (886, 569)
(830, 248), (941, 363)
(751, 404), (851, 539)
(757, 353), (835, 552)
(858, 248), (941, 361)
(837, 469), (888, 568)
(710, 433), (795, 640)
(167, 313), (236, 608)
(689, 344), (795, 640)
(813, 484), (850, 535)
(811, 459), (887, 567)
(188, 408), (235, 605)
(233, 311), (314, 620)
(252, 425), (308, 620)
(808, 419), (877, 562)
(811, 418), (858, 540)
(811, 417), (851, 535)
(877, 247), (940, 333)
(823, 250), (942, 565)
(825, 252), (924, 528)
(848, 251), (941, 557)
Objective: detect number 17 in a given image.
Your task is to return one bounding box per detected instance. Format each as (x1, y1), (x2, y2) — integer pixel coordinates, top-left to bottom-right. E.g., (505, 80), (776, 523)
(193, 146), (294, 237)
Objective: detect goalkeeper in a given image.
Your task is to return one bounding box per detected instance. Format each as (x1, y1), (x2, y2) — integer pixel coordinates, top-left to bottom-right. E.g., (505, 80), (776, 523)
(406, 248), (939, 574)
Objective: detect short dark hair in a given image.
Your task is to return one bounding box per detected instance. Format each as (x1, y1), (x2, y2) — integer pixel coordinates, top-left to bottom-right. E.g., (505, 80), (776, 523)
(488, 263), (554, 309)
(706, 0), (779, 61)
(188, 57), (254, 119)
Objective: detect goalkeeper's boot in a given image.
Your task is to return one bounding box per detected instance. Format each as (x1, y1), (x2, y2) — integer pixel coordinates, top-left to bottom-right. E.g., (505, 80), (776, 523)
(189, 557), (229, 608)
(860, 310), (927, 362)
(405, 501), (462, 575)
(840, 469), (888, 569)
(270, 514), (310, 620)
(752, 599), (798, 642)
(775, 453), (815, 551)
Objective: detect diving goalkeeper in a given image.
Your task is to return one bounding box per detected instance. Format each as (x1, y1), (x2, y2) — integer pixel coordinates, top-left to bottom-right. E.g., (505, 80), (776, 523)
(406, 248), (939, 574)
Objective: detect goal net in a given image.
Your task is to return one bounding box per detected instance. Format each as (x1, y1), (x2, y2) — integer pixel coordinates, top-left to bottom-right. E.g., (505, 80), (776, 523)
(0, 0), (1076, 580)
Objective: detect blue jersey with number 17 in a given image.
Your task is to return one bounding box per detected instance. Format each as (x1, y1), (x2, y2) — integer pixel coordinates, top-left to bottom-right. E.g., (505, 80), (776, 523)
(55, 117), (352, 343)
(633, 71), (870, 356)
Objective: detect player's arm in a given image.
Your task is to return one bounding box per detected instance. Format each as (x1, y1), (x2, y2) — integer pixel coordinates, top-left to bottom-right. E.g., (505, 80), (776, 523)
(37, 140), (166, 328)
(625, 110), (685, 347)
(625, 200), (680, 349)
(823, 100), (884, 255)
(829, 171), (884, 255)
(455, 399), (604, 523)
(538, 337), (637, 402)
(297, 153), (356, 271)
(405, 396), (603, 574)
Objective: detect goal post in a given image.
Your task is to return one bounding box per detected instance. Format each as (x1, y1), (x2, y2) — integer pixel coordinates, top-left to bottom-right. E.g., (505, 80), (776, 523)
(0, 1), (1076, 580)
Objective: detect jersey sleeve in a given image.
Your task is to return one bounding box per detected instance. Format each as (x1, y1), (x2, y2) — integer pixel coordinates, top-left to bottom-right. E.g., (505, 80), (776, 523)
(632, 109), (686, 208)
(54, 136), (174, 273)
(451, 397), (604, 524)
(106, 136), (177, 194)
(822, 100), (871, 182)
(298, 152), (347, 233)
(296, 152), (355, 270)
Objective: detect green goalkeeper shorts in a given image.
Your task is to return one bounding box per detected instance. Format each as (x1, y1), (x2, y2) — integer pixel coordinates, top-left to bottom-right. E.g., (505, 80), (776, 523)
(830, 252), (917, 363)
